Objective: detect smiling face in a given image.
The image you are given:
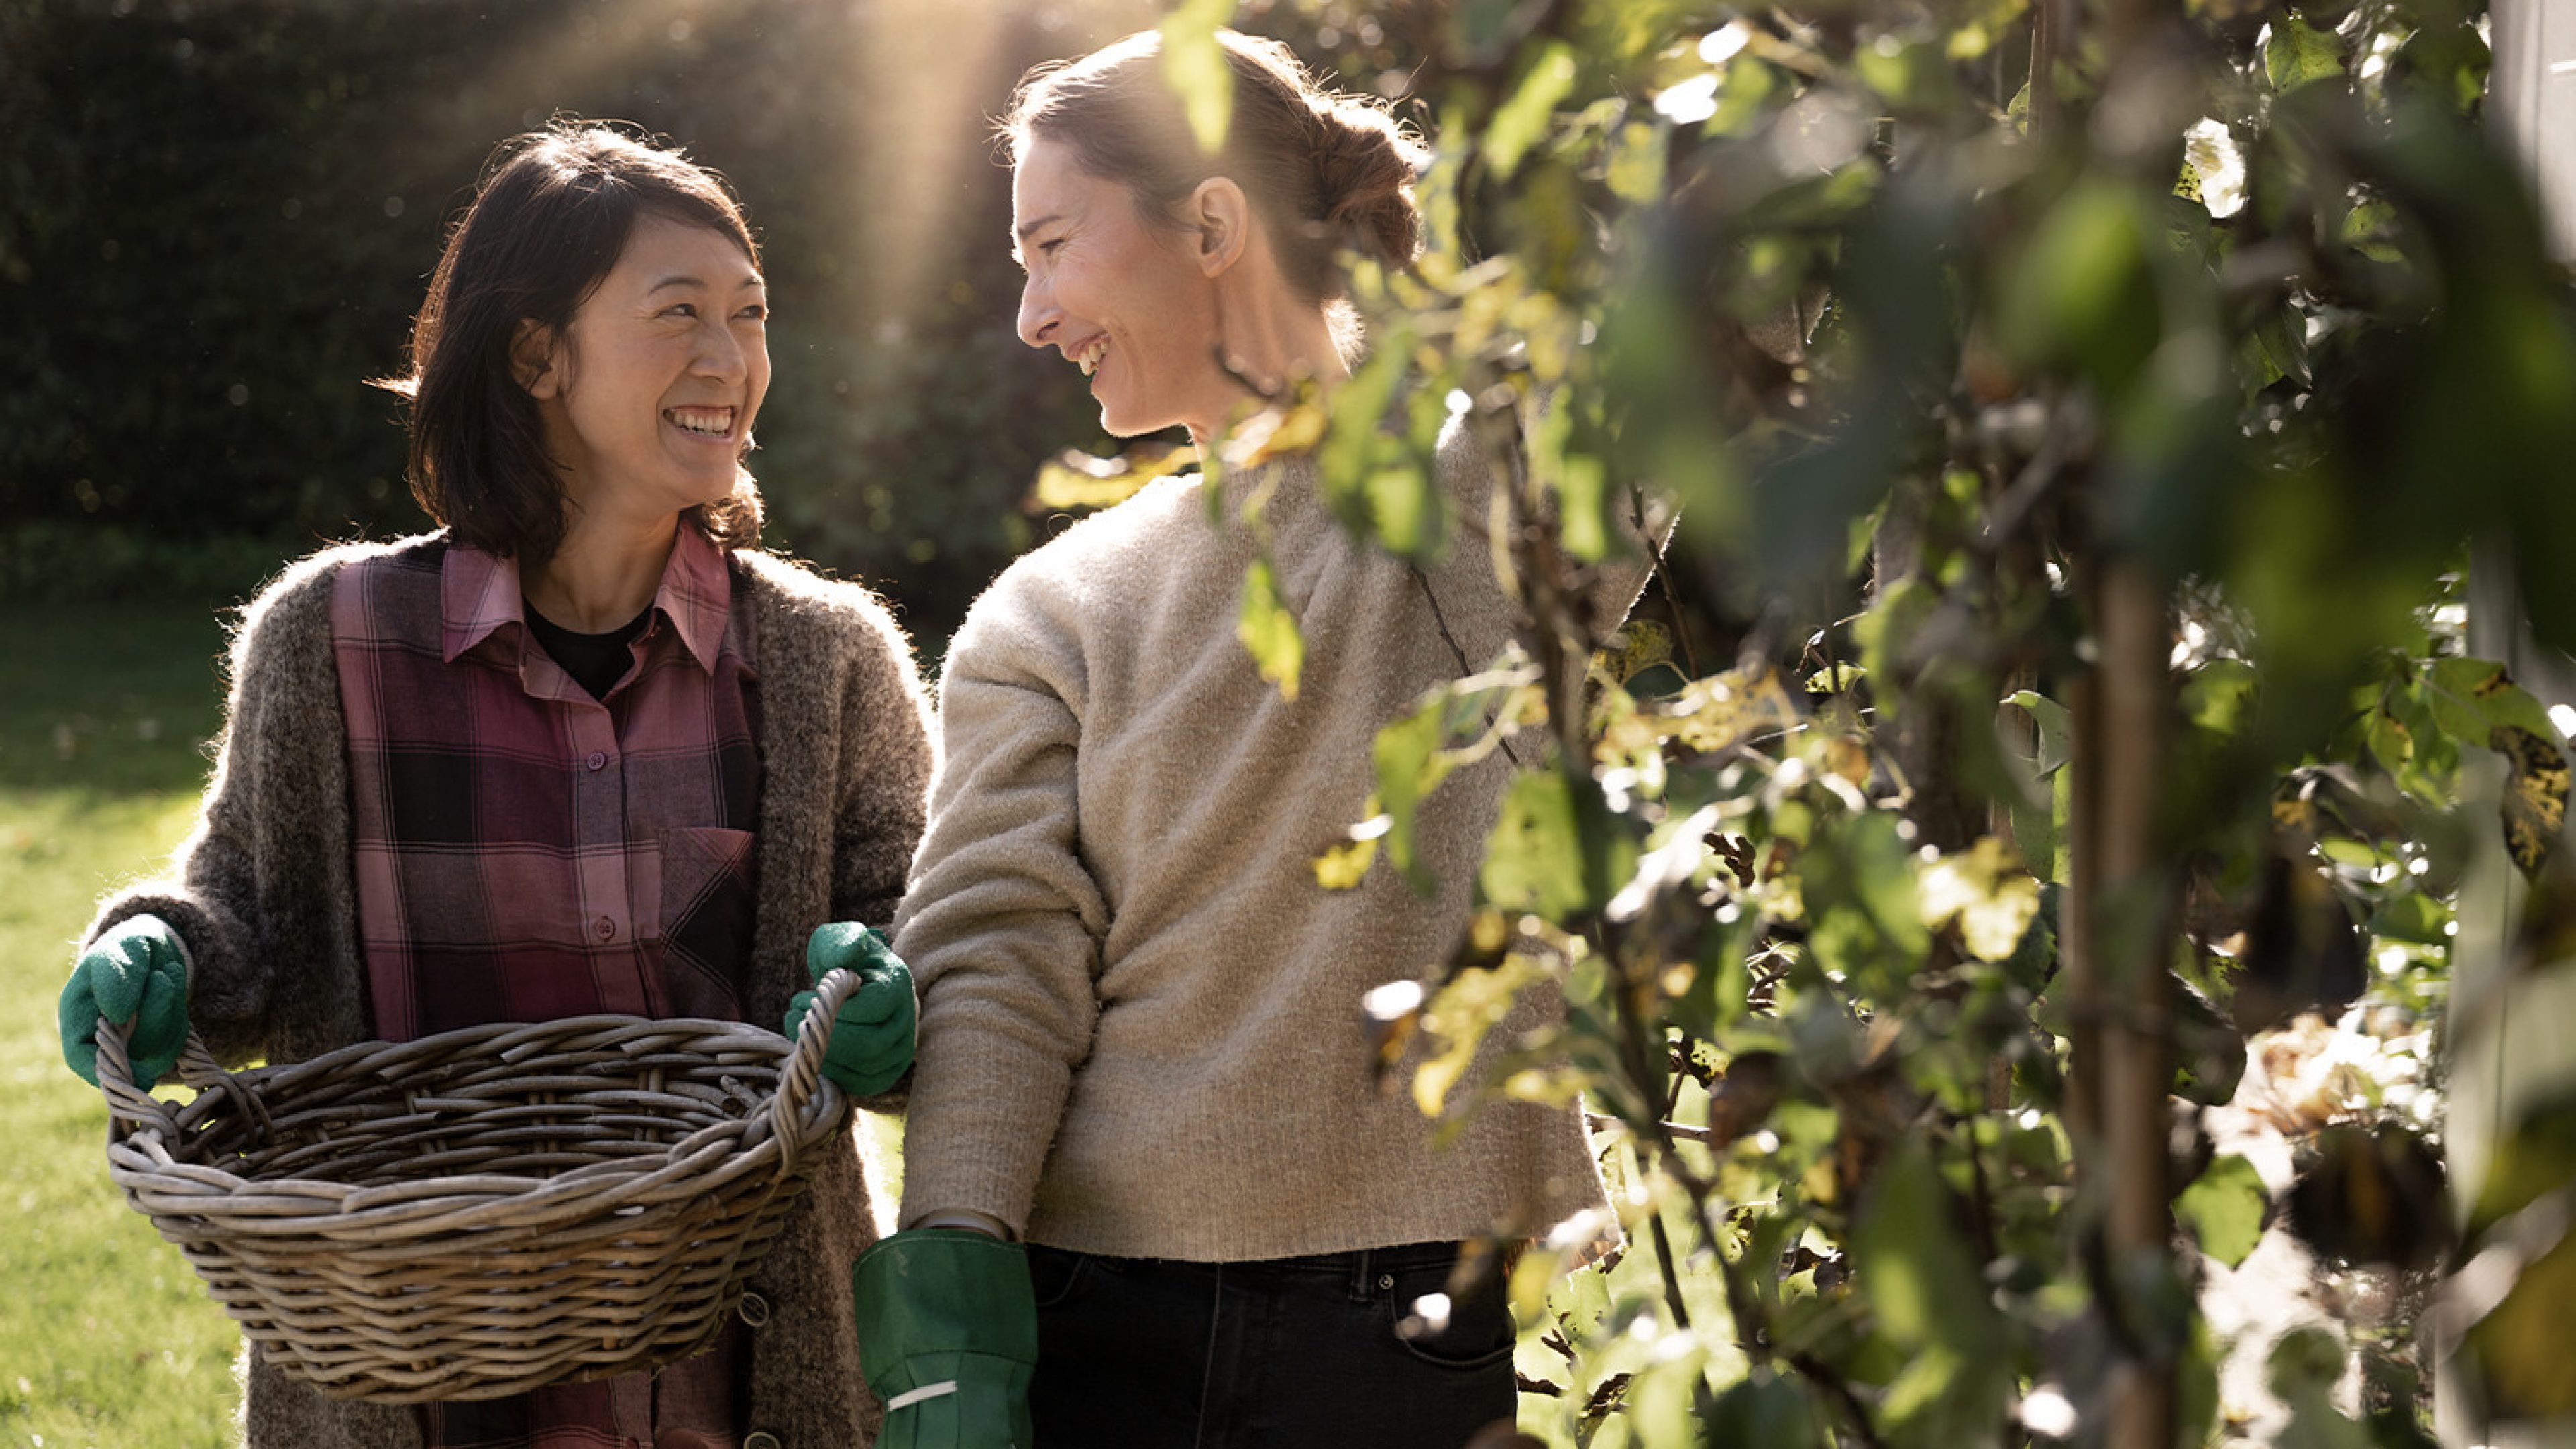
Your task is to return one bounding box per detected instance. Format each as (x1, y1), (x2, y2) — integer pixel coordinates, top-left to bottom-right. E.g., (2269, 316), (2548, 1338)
(1013, 135), (1230, 441)
(527, 213), (770, 525)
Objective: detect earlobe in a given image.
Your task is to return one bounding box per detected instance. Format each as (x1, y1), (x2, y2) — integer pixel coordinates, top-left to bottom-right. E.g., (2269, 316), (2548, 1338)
(510, 318), (561, 400)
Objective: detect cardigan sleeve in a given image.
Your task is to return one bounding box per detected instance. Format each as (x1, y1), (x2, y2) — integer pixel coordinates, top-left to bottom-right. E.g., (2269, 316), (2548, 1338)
(825, 590), (936, 934)
(890, 576), (1112, 1234)
(83, 556), (354, 1070)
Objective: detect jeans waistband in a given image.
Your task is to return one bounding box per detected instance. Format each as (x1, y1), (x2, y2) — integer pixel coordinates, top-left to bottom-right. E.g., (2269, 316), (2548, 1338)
(1254, 1240), (1464, 1276)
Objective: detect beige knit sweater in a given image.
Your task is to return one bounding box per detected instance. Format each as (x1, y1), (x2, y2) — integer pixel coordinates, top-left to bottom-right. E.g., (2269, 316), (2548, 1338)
(894, 419), (1653, 1261)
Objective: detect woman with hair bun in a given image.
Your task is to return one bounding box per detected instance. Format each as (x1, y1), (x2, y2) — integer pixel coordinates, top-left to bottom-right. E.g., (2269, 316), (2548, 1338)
(849, 30), (1655, 1449)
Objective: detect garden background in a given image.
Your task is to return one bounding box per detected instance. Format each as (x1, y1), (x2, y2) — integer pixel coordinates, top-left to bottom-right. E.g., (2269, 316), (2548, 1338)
(9, 1), (2576, 1448)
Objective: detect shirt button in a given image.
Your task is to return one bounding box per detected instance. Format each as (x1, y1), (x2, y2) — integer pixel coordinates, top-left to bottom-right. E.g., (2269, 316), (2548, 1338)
(737, 1290), (771, 1327)
(745, 1434), (783, 1449)
(585, 751), (607, 771)
(594, 916), (616, 942)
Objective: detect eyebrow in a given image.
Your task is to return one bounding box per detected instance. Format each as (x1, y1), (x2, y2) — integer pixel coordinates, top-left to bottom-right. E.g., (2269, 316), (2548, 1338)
(647, 273), (765, 294)
(1014, 214), (1064, 242)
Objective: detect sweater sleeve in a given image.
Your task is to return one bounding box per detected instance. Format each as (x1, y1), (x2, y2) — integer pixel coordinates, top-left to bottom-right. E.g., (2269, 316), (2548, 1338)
(83, 559), (350, 1069)
(891, 580), (1111, 1234)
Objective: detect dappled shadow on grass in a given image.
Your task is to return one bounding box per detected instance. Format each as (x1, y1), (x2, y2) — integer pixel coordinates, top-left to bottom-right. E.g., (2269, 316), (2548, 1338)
(0, 602), (230, 796)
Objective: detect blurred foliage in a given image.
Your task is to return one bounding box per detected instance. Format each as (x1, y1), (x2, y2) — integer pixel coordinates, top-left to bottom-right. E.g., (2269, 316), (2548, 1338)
(1110, 0), (2576, 1443)
(0, 0), (1181, 635)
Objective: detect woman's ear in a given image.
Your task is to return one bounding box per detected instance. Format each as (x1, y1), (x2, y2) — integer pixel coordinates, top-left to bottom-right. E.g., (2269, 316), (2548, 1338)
(511, 318), (563, 400)
(1186, 178), (1252, 278)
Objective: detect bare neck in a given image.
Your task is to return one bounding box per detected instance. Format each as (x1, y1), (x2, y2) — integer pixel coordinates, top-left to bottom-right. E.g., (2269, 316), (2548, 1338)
(522, 510), (680, 633)
(1187, 284), (1350, 449)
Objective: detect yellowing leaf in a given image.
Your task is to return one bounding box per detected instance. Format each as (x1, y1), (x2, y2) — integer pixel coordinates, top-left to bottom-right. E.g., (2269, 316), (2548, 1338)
(1918, 837), (2042, 961)
(1236, 557), (1303, 701)
(1660, 666), (1800, 754)
(2494, 724), (2570, 878)
(1228, 400), (1328, 469)
(1595, 619), (1675, 686)
(1313, 802), (1387, 890)
(1313, 835), (1377, 889)
(1411, 953), (1544, 1117)
(1032, 444), (1192, 511)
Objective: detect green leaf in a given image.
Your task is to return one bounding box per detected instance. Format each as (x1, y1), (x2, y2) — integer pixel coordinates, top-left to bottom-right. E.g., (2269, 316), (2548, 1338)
(1318, 335), (1411, 538)
(1157, 0), (1235, 156)
(2008, 689), (2072, 775)
(1483, 41), (1578, 182)
(1481, 769), (1589, 917)
(1855, 813), (1931, 954)
(2367, 891), (2448, 947)
(1705, 1371), (1827, 1449)
(2265, 13), (2347, 94)
(1236, 557), (1304, 702)
(2176, 1153), (2269, 1268)
(2425, 657), (2557, 743)
(1373, 701), (1458, 894)
(1531, 397), (1612, 562)
(1997, 178), (2161, 396)
(2365, 704), (2414, 775)
(2183, 657), (2259, 735)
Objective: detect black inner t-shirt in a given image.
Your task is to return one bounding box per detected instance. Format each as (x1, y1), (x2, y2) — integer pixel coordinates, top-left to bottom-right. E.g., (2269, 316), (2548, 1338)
(523, 601), (654, 701)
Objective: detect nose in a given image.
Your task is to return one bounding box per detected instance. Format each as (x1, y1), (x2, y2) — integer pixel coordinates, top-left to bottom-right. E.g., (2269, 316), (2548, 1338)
(1017, 272), (1057, 352)
(692, 315), (751, 383)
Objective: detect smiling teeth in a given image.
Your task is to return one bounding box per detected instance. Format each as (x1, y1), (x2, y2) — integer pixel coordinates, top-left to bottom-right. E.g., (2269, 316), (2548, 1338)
(1074, 337), (1109, 376)
(668, 407), (733, 436)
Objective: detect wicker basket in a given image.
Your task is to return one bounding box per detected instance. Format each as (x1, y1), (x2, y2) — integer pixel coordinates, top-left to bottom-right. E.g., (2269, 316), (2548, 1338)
(93, 966), (865, 1404)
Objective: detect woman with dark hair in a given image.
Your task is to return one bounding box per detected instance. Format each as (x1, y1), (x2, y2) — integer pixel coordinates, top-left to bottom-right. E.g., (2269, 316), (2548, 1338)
(849, 30), (1656, 1449)
(56, 122), (930, 1449)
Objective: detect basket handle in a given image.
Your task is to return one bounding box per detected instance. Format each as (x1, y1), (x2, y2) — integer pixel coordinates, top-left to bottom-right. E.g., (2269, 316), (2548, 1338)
(93, 1018), (264, 1141)
(769, 963), (865, 1173)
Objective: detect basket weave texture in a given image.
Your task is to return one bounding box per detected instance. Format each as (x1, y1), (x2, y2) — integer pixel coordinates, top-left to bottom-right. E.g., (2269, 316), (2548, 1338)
(95, 966), (862, 1404)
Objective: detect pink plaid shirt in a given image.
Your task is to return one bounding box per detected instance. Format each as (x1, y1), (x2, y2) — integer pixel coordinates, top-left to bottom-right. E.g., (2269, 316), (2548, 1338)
(332, 525), (758, 1449)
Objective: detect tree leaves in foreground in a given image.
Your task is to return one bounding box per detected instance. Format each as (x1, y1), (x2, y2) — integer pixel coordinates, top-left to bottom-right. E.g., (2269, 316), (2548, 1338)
(1110, 1), (2575, 1444)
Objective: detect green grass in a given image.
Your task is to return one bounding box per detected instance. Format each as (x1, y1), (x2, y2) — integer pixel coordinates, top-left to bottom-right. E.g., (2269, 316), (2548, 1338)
(1, 602), (241, 1449)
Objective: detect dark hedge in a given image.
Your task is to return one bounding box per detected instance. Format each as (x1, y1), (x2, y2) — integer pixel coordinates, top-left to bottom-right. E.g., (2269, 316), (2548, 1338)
(0, 0), (1164, 639)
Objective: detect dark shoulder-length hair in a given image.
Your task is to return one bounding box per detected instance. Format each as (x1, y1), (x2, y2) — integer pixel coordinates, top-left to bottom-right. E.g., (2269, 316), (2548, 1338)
(377, 121), (763, 564)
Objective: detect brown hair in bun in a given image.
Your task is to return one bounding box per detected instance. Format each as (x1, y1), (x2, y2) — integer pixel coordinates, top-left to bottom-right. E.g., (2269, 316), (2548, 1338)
(1002, 29), (1428, 353)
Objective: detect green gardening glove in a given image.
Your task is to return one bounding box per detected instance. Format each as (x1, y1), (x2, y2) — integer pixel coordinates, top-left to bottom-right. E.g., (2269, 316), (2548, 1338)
(783, 922), (915, 1097)
(59, 914), (192, 1088)
(851, 1229), (1038, 1449)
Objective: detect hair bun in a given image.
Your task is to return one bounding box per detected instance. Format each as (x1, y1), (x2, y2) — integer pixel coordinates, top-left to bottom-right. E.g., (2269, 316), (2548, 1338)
(1308, 101), (1427, 265)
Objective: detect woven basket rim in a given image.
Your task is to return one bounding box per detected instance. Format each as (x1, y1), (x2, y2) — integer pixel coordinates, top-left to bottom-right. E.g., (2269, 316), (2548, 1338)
(90, 969), (865, 1402)
(111, 1010), (833, 1204)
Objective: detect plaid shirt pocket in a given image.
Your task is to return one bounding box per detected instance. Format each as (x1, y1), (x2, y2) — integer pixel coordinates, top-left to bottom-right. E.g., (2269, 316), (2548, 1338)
(656, 826), (759, 1020)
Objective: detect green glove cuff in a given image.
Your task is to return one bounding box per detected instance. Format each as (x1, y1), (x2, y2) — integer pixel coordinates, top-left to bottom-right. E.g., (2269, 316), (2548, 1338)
(851, 1230), (1040, 1385)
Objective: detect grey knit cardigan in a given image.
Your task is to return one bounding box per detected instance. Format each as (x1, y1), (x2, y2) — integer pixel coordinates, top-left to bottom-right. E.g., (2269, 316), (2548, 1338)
(83, 534), (935, 1449)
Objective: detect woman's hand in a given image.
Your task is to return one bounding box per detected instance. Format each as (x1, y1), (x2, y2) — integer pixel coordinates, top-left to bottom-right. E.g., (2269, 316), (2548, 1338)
(784, 922), (916, 1095)
(59, 914), (191, 1087)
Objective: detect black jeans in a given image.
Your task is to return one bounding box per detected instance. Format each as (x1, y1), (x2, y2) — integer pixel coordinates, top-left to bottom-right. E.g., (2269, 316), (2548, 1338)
(1025, 1240), (1518, 1449)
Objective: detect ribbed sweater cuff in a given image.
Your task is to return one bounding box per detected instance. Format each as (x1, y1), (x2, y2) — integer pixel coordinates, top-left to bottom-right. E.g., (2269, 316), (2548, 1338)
(896, 1023), (1074, 1236)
